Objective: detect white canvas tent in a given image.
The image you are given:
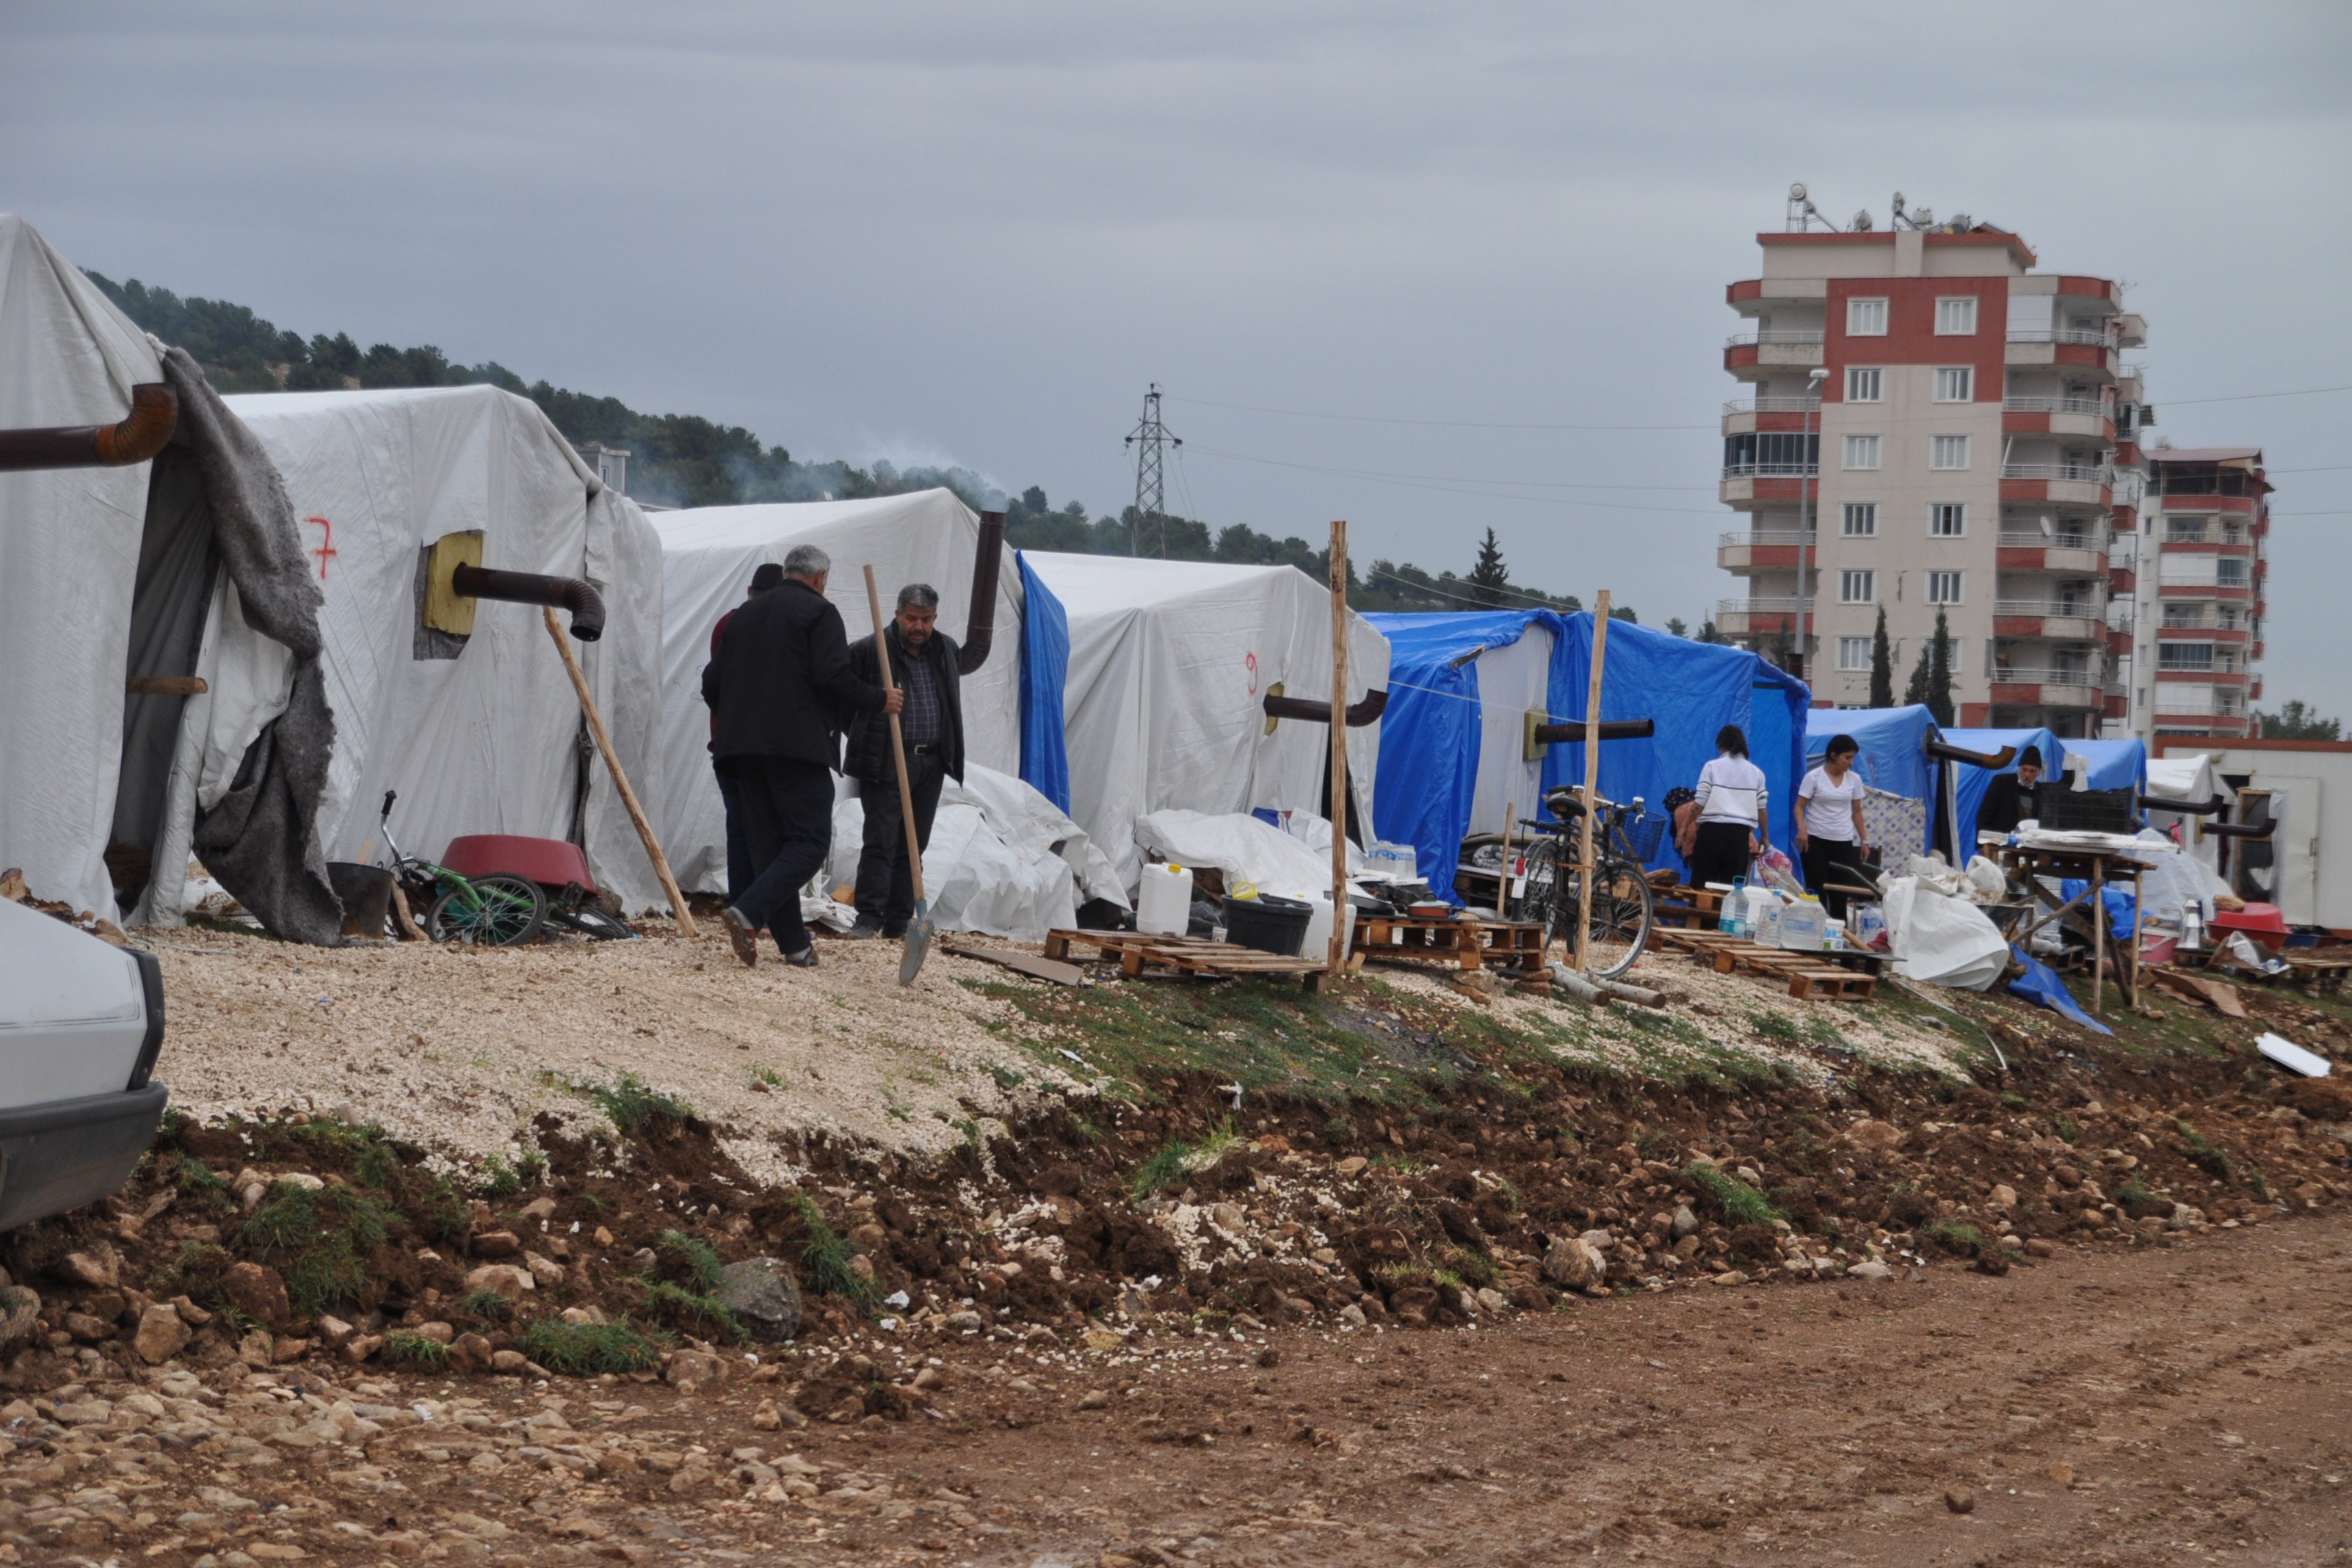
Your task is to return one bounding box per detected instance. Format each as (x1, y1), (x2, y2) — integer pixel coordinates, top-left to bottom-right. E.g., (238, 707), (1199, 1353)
(1020, 553), (1390, 889)
(144, 386), (669, 918)
(650, 490), (1023, 895)
(0, 215), (168, 915)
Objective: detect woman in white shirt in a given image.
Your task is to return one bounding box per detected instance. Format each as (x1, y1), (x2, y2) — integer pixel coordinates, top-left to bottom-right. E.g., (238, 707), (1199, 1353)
(1688, 725), (1769, 890)
(1795, 732), (1870, 919)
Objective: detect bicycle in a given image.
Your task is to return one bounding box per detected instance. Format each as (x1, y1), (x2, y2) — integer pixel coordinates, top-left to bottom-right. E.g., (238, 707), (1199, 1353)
(1514, 788), (1659, 979)
(375, 791), (546, 946)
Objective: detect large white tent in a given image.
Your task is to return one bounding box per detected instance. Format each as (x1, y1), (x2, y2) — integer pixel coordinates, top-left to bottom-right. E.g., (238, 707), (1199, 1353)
(0, 215), (168, 915)
(650, 490), (1024, 896)
(1020, 553), (1390, 888)
(148, 386), (669, 918)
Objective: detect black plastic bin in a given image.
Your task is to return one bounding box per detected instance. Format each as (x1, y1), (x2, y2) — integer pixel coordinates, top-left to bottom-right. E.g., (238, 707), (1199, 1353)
(1221, 893), (1314, 956)
(2035, 787), (2135, 834)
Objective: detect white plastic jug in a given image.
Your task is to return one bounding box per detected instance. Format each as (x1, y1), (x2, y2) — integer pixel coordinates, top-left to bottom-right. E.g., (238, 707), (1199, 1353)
(1302, 896), (1354, 962)
(1755, 898), (1782, 948)
(1778, 896), (1828, 951)
(1136, 863), (1194, 937)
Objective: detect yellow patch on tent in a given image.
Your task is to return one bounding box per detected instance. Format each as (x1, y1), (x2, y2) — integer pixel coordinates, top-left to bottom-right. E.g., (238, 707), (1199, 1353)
(423, 530), (486, 636)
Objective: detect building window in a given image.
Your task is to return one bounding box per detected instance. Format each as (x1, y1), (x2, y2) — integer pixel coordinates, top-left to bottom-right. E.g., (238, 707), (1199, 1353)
(1847, 297), (1889, 336)
(1933, 366), (1973, 402)
(1843, 434), (1882, 471)
(2166, 516), (2208, 542)
(1934, 297), (1978, 335)
(2217, 556), (2249, 587)
(1930, 435), (1970, 470)
(1928, 503), (1966, 537)
(2162, 602), (2202, 628)
(1926, 570), (1964, 605)
(1840, 570), (1876, 604)
(1837, 636), (1872, 672)
(1845, 367), (1883, 403)
(1842, 502), (1878, 537)
(2159, 643), (2215, 671)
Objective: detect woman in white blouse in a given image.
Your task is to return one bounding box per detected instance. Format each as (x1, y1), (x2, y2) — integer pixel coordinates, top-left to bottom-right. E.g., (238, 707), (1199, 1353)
(1795, 733), (1870, 919)
(1688, 725), (1769, 889)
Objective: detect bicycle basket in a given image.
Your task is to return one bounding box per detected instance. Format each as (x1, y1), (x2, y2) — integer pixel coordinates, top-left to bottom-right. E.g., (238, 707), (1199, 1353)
(1611, 810), (1668, 863)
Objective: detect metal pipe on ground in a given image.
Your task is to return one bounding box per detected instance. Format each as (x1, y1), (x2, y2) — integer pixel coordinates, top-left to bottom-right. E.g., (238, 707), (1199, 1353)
(0, 383), (177, 472)
(450, 564), (606, 641)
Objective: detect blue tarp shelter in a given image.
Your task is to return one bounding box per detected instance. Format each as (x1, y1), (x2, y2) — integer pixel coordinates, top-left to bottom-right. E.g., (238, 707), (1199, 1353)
(1369, 610), (1810, 899)
(1803, 705), (1941, 856)
(1015, 553), (1072, 812)
(2063, 737), (2146, 794)
(1945, 725), (2060, 848)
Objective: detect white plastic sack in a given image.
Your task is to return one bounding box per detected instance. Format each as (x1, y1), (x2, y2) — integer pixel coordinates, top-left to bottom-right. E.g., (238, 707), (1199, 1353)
(1881, 874), (2010, 990)
(1963, 855), (2006, 902)
(2131, 829), (2224, 926)
(1133, 809), (1338, 902)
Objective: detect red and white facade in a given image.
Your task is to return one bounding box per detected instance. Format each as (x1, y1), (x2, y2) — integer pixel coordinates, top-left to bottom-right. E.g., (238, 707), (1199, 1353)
(1717, 221), (2152, 737)
(2116, 447), (2270, 740)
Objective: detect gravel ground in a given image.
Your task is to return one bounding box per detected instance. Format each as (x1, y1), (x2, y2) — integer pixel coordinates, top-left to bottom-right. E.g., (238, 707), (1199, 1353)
(143, 922), (1067, 1182)
(2, 1211), (2343, 1567)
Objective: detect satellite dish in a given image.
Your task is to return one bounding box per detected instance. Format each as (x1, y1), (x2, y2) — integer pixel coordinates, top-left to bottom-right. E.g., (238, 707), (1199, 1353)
(2039, 515), (2055, 539)
(1790, 182), (1808, 200)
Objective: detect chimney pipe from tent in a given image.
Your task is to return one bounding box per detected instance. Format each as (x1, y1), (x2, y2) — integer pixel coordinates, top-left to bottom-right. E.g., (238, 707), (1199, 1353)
(449, 563), (607, 641)
(0, 383), (177, 472)
(957, 510), (1006, 675)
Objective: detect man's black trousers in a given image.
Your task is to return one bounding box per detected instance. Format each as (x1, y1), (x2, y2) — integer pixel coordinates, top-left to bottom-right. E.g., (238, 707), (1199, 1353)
(854, 752), (945, 933)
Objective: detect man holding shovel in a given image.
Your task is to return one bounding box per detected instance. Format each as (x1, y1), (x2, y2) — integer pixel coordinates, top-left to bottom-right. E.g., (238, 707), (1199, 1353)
(843, 582), (965, 941)
(703, 544), (898, 968)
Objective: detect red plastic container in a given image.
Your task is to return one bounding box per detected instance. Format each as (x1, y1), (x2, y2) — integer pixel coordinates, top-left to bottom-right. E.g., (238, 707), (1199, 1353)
(2210, 902), (2287, 951)
(439, 835), (596, 894)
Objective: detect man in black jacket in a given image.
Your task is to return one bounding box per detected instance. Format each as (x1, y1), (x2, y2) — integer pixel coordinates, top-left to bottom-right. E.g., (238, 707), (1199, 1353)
(1977, 744), (2045, 838)
(843, 582), (965, 939)
(702, 544), (899, 967)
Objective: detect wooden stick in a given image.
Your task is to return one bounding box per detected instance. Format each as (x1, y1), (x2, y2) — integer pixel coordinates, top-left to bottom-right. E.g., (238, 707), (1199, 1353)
(1575, 591), (1612, 973)
(2091, 853), (2105, 1016)
(1501, 805), (1516, 921)
(863, 568), (928, 912)
(1327, 520), (1350, 976)
(540, 606), (698, 937)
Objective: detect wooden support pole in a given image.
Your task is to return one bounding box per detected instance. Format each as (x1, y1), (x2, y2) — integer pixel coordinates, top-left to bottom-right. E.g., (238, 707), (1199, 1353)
(1574, 591), (1612, 973)
(540, 606), (699, 937)
(1328, 520), (1350, 976)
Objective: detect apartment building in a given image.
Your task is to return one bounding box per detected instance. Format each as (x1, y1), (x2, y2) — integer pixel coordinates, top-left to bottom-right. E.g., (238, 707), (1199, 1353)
(1716, 202), (2151, 738)
(2113, 446), (2270, 740)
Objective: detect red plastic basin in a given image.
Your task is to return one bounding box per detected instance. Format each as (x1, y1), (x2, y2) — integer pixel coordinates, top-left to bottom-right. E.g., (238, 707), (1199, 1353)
(2211, 902), (2287, 951)
(439, 835), (595, 894)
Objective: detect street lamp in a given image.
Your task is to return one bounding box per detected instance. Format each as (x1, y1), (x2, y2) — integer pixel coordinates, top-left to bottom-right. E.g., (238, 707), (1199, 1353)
(1796, 366), (1829, 678)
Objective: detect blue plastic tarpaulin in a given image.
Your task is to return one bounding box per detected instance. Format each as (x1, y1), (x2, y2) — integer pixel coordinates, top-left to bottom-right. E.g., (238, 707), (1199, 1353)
(2063, 737), (2146, 793)
(1365, 610), (1562, 901)
(2006, 944), (2112, 1035)
(1015, 552), (1071, 813)
(1944, 725), (2059, 847)
(1804, 704), (1941, 855)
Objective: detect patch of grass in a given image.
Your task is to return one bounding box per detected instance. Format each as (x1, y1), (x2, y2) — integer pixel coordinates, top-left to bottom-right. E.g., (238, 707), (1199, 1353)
(643, 1280), (750, 1344)
(2116, 1179), (2166, 1210)
(586, 1072), (694, 1135)
(1130, 1138), (1192, 1202)
(239, 1180), (400, 1319)
(1683, 1161), (1781, 1229)
(655, 1229), (725, 1294)
(173, 1156), (231, 1204)
(1746, 1011), (1803, 1045)
(747, 1064), (783, 1089)
(2174, 1119), (2232, 1180)
(1368, 1152), (1428, 1177)
(1190, 1117), (1243, 1169)
(1442, 1246), (1499, 1290)
(455, 1288), (514, 1327)
(1487, 1177), (1521, 1213)
(418, 1175), (470, 1245)
(2053, 1116), (2080, 1144)
(1922, 1221), (1986, 1257)
(378, 1330), (450, 1370)
(477, 1156), (527, 1199)
(792, 1194), (877, 1306)
(989, 1064), (1026, 1090)
(1320, 1116), (1357, 1147)
(519, 1318), (664, 1376)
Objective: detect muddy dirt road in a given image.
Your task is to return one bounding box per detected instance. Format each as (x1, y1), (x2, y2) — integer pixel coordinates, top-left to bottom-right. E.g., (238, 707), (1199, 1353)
(23, 1213), (2345, 1568)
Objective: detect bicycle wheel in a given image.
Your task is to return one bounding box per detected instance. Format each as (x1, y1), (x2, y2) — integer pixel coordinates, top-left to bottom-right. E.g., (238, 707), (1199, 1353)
(550, 906), (636, 940)
(1535, 850), (1654, 980)
(426, 874), (545, 946)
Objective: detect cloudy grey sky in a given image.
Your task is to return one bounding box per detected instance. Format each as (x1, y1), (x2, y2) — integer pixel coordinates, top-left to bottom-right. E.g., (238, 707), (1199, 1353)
(5, 2), (2348, 704)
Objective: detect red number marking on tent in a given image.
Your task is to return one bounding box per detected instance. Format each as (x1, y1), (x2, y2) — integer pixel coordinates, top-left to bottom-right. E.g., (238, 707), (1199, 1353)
(305, 516), (336, 580)
(1245, 651), (1258, 696)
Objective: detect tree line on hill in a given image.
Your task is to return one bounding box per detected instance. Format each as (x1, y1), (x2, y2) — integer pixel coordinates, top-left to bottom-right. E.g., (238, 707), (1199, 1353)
(89, 272), (1672, 623)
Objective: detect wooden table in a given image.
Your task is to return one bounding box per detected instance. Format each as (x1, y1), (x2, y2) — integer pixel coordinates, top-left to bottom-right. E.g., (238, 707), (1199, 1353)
(1996, 845), (2149, 1017)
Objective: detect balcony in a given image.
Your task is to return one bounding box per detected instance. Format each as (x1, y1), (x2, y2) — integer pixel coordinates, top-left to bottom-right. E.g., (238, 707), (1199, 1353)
(1714, 597), (1806, 637)
(2001, 396), (2113, 440)
(1724, 330), (1824, 380)
(1989, 667), (2105, 710)
(1992, 600), (2106, 640)
(1718, 461), (1817, 508)
(1721, 396), (1823, 416)
(2008, 329), (2116, 349)
(2000, 461), (2113, 509)
(1995, 530), (2108, 575)
(2006, 331), (2119, 379)
(1716, 529), (1814, 573)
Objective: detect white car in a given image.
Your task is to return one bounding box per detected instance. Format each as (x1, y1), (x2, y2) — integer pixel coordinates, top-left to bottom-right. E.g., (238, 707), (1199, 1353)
(0, 898), (168, 1229)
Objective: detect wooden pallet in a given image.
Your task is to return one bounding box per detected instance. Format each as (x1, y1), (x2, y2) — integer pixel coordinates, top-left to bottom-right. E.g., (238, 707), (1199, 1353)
(1650, 927), (1876, 1000)
(1042, 929), (1330, 988)
(1651, 885), (1726, 931)
(1349, 914), (1548, 973)
(2279, 951), (2352, 992)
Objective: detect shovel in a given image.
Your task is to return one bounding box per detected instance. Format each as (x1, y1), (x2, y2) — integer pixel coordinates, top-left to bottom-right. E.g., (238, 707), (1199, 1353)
(863, 566), (934, 985)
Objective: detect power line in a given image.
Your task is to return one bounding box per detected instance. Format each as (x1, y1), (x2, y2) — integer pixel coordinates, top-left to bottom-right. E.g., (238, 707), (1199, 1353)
(1164, 393), (1711, 432)
(2162, 383), (2352, 407)
(1187, 446), (1727, 515)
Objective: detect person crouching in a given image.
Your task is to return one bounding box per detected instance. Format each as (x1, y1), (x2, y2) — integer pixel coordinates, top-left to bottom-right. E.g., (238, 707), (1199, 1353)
(843, 582), (968, 940)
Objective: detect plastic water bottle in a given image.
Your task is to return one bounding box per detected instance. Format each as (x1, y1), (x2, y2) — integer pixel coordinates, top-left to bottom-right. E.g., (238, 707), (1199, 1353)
(1721, 875), (1748, 937)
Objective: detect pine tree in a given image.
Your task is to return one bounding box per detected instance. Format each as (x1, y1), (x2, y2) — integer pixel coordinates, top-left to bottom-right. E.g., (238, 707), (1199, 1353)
(1868, 606), (1895, 708)
(1903, 634), (1931, 708)
(1925, 607), (1955, 726)
(1468, 528), (1510, 607)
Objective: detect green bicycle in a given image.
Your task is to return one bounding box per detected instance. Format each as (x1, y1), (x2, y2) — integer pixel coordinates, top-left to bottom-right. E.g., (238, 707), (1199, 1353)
(377, 791), (545, 946)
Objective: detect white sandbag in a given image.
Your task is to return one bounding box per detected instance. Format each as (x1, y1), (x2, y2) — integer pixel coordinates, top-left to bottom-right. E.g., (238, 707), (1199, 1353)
(1881, 874), (2010, 991)
(1133, 809), (1336, 901)
(1963, 855), (2006, 901)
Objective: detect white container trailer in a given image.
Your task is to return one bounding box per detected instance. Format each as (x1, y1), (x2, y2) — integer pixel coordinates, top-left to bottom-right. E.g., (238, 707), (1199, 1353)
(2164, 740), (2352, 931)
